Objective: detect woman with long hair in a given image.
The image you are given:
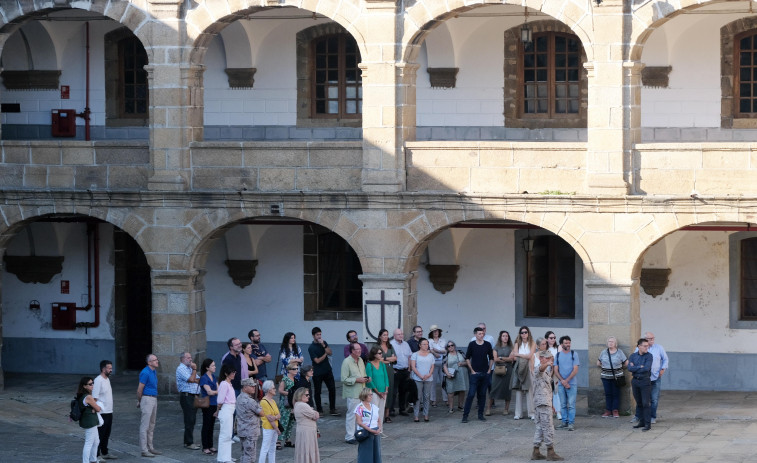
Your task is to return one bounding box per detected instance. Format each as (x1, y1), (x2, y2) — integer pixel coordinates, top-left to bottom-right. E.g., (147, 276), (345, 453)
(199, 359), (219, 455)
(510, 325), (536, 420)
(490, 330), (514, 415)
(375, 329), (397, 423)
(216, 364), (237, 463)
(243, 342), (260, 379)
(545, 331), (562, 420)
(277, 363), (298, 449)
(278, 332), (304, 377)
(409, 338), (434, 422)
(77, 376), (102, 463)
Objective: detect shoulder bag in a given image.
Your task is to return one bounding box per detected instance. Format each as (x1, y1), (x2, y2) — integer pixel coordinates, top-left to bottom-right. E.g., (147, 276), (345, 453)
(354, 405), (373, 442)
(194, 395), (210, 409)
(608, 349), (626, 388)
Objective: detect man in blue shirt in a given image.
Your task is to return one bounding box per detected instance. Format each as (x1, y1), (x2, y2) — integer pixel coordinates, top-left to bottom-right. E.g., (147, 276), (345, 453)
(137, 354), (161, 457)
(632, 331), (669, 424)
(628, 338), (654, 431)
(176, 352), (201, 450)
(555, 336), (580, 431)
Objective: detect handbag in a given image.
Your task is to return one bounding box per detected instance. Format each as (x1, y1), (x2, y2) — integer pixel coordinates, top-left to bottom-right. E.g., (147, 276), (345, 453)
(194, 394), (210, 409)
(607, 349), (626, 388)
(274, 354), (283, 384)
(494, 364), (508, 376)
(353, 405), (373, 442)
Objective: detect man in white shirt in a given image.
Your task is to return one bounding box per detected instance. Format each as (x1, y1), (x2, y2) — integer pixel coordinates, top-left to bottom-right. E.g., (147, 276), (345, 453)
(93, 360), (117, 459)
(390, 328), (413, 416)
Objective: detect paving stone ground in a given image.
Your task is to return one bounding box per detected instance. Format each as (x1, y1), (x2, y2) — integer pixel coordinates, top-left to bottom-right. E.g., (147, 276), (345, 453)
(0, 373), (755, 462)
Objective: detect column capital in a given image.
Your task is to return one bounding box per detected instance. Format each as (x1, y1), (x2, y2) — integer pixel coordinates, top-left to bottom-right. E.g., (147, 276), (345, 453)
(359, 273), (414, 288)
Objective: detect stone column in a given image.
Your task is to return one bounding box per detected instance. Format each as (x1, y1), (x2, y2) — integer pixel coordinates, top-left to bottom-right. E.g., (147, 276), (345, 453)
(360, 1), (407, 192)
(151, 270), (207, 394)
(358, 272), (417, 343)
(584, 1), (630, 194)
(145, 0), (204, 191)
(585, 275), (640, 415)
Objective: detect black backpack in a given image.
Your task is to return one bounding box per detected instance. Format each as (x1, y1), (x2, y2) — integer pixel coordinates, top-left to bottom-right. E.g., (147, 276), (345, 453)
(69, 396), (83, 422)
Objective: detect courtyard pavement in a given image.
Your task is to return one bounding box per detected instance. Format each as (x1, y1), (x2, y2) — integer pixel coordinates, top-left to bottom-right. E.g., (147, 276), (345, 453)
(0, 372), (755, 462)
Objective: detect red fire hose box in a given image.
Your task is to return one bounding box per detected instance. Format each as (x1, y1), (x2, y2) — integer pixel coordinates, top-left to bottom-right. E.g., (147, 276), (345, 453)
(51, 109), (76, 137)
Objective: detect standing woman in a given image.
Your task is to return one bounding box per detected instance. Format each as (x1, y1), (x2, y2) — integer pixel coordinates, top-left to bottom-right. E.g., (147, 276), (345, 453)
(511, 326), (536, 420)
(597, 336), (628, 418)
(409, 338), (434, 422)
(243, 342), (260, 379)
(279, 332), (304, 377)
(293, 387), (321, 463)
(199, 359), (219, 455)
(442, 341), (468, 413)
(216, 364), (237, 463)
(259, 380), (282, 463)
(277, 364), (298, 449)
(355, 388), (382, 463)
(490, 330), (514, 416)
(375, 329), (397, 423)
(366, 346), (389, 423)
(545, 331), (562, 421)
(427, 325), (447, 407)
(77, 376), (101, 463)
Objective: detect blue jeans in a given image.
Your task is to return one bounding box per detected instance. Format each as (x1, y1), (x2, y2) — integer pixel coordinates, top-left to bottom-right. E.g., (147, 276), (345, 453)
(557, 383), (577, 424)
(357, 429), (381, 463)
(650, 379), (661, 419)
(463, 372), (489, 419)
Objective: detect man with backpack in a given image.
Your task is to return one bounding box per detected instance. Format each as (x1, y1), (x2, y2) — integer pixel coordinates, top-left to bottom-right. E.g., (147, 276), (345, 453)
(554, 336), (580, 431)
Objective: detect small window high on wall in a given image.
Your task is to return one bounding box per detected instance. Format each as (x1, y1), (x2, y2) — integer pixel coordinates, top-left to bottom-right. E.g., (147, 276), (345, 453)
(312, 34), (362, 118)
(522, 33), (581, 118)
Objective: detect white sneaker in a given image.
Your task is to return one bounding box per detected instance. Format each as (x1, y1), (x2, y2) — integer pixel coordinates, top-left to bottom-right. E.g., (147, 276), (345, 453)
(630, 416), (639, 423)
(651, 418), (656, 424)
(513, 415), (521, 420)
(232, 436), (240, 443)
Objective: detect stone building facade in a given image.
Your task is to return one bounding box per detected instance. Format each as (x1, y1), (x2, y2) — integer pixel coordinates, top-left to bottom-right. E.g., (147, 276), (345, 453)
(1, 0), (757, 412)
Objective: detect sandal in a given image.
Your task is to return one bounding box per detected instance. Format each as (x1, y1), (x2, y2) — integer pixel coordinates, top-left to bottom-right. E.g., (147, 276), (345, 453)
(203, 449), (213, 455)
(384, 417), (392, 423)
(276, 442), (283, 451)
(210, 448), (217, 453)
(285, 442), (295, 448)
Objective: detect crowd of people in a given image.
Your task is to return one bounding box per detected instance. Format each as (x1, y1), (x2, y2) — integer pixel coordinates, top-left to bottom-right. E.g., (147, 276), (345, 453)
(72, 325), (668, 463)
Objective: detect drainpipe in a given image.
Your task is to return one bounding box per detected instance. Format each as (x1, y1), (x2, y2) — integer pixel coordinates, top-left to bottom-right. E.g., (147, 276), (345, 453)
(76, 222), (100, 332)
(76, 21), (91, 141)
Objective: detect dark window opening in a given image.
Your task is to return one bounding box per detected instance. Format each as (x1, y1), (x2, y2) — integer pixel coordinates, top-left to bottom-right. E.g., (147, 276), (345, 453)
(525, 235), (576, 318)
(118, 36), (148, 118)
(740, 237), (757, 320)
(521, 32), (581, 118)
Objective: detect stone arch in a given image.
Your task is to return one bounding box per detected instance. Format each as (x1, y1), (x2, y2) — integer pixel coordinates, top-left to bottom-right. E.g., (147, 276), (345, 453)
(401, 0), (595, 64)
(628, 0), (726, 61)
(0, 2), (156, 65)
(186, 0), (366, 68)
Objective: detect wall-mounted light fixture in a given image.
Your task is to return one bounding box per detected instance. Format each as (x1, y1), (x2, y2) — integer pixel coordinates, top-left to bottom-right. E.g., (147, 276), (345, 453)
(521, 6), (532, 46)
(522, 230), (535, 253)
(29, 300), (41, 310)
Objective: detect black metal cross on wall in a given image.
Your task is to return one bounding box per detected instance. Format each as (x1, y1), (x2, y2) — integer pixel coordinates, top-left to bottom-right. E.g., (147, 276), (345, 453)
(363, 290), (402, 342)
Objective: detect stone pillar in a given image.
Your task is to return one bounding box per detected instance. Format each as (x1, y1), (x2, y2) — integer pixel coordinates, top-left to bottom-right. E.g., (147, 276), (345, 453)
(624, 61), (644, 193)
(360, 1), (407, 192)
(151, 270), (207, 394)
(145, 0), (204, 191)
(585, 276), (640, 415)
(584, 2), (630, 194)
(358, 272), (417, 343)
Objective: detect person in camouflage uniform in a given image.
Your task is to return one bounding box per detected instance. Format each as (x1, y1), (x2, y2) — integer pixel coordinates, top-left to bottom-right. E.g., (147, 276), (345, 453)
(237, 378), (263, 463)
(532, 343), (564, 461)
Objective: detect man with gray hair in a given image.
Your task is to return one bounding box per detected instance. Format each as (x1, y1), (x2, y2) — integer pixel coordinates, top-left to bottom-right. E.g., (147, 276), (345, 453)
(176, 351), (201, 450)
(137, 354), (161, 457)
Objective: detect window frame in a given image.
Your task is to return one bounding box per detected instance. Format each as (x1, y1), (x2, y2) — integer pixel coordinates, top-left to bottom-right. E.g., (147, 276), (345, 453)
(303, 224), (363, 321)
(514, 229), (583, 328)
(503, 21), (587, 129)
(310, 34), (362, 120)
(729, 232), (757, 328)
(117, 36), (149, 120)
(104, 27), (148, 127)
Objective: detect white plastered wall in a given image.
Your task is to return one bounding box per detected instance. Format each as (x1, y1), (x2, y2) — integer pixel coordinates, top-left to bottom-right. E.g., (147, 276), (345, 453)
(416, 228), (588, 349)
(1, 222), (116, 339)
(640, 6), (749, 128)
(639, 230), (757, 353)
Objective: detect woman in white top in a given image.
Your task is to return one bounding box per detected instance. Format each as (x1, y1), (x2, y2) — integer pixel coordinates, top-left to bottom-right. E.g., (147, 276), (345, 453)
(355, 388), (382, 463)
(409, 338), (435, 422)
(510, 325), (536, 420)
(545, 330), (562, 420)
(427, 325), (447, 407)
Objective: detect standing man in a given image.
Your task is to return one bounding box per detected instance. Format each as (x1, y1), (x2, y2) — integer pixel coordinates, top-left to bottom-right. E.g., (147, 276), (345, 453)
(531, 349), (564, 461)
(632, 331), (669, 424)
(342, 330), (369, 361)
(461, 326), (493, 423)
(469, 323), (495, 345)
(222, 337), (243, 394)
(237, 378), (263, 463)
(407, 325), (424, 352)
(176, 352), (201, 450)
(308, 327), (339, 416)
(137, 354), (162, 457)
(93, 360), (116, 460)
(554, 335), (580, 431)
(629, 338), (653, 432)
(341, 343), (369, 444)
(389, 328), (413, 416)
(248, 329), (272, 381)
